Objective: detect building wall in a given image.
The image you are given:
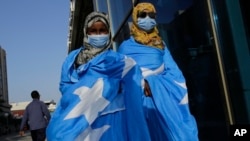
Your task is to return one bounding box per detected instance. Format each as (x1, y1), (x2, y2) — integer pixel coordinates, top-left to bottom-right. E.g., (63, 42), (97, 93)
(11, 100), (56, 119)
(0, 46), (11, 113)
(0, 47), (8, 104)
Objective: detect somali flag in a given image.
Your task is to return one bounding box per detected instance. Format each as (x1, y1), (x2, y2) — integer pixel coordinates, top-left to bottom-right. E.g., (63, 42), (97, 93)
(46, 48), (150, 141)
(119, 37), (199, 141)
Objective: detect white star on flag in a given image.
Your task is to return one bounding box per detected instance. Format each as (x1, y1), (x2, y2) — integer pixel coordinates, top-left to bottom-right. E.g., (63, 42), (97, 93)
(122, 57), (136, 78)
(76, 125), (110, 141)
(174, 81), (187, 89)
(64, 78), (110, 124)
(174, 81), (189, 104)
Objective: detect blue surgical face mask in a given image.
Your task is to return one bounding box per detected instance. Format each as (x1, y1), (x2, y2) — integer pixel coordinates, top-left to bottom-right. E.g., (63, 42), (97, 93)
(137, 16), (156, 31)
(87, 34), (109, 48)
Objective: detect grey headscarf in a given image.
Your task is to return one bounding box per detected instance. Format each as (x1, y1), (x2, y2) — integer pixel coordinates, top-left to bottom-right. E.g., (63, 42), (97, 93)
(75, 11), (112, 66)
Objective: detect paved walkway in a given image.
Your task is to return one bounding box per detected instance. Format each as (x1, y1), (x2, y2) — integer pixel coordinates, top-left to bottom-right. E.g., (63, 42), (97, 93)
(0, 132), (32, 141)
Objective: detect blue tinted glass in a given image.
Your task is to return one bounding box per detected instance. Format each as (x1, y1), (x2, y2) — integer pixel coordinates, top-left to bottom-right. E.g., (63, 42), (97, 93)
(108, 0), (132, 34)
(139, 0), (193, 23)
(94, 0), (108, 13)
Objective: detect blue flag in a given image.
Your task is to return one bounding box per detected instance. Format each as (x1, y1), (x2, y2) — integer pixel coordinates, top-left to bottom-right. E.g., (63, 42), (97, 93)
(119, 37), (199, 141)
(46, 48), (150, 141)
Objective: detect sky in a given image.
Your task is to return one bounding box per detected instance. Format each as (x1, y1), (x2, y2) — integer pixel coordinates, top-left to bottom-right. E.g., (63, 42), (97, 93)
(0, 1), (70, 103)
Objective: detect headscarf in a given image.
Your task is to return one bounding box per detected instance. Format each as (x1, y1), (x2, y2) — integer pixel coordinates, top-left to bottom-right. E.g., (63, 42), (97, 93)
(75, 11), (112, 66)
(131, 2), (164, 49)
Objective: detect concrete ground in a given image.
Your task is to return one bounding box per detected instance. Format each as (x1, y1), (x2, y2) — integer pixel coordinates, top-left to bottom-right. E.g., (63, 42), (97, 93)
(0, 131), (32, 141)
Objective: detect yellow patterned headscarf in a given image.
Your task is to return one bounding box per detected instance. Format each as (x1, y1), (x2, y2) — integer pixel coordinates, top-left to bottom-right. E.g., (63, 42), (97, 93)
(131, 2), (163, 49)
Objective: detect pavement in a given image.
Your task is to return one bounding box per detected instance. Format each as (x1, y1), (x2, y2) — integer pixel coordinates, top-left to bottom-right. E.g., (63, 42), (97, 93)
(0, 131), (32, 141)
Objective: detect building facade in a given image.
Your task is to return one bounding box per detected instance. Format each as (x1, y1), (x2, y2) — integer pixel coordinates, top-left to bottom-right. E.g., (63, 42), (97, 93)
(67, 0), (250, 140)
(11, 100), (56, 119)
(0, 46), (11, 113)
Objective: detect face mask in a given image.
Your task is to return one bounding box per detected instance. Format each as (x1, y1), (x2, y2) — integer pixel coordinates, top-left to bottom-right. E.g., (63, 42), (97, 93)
(87, 34), (109, 48)
(137, 16), (156, 31)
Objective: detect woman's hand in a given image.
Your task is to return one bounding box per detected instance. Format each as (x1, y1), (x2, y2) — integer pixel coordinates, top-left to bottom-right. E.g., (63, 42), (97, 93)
(144, 80), (152, 97)
(19, 130), (25, 136)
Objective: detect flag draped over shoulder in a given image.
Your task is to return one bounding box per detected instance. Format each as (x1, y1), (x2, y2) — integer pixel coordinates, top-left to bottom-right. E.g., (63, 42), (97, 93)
(118, 37), (199, 141)
(46, 48), (150, 141)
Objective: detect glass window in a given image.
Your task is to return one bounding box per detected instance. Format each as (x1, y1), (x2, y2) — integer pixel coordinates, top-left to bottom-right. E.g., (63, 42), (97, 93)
(138, 0), (193, 23)
(94, 0), (108, 13)
(107, 0), (133, 35)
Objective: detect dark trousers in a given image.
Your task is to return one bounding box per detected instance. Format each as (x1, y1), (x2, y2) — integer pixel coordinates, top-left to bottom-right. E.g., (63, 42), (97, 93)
(30, 127), (46, 141)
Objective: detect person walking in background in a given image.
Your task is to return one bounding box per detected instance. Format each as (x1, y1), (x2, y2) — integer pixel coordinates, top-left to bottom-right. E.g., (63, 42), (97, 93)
(118, 2), (199, 141)
(19, 90), (51, 141)
(46, 11), (150, 141)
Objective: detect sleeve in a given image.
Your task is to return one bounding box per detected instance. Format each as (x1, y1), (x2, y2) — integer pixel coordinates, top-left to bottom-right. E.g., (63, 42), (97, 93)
(41, 102), (51, 121)
(19, 107), (28, 131)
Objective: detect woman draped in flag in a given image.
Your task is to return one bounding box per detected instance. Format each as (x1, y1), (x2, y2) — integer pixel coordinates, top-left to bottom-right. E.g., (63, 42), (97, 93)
(118, 2), (199, 141)
(46, 11), (150, 141)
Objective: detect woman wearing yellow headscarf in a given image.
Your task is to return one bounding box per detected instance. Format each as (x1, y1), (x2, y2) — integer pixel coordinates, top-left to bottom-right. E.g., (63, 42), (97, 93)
(130, 2), (163, 49)
(118, 2), (199, 141)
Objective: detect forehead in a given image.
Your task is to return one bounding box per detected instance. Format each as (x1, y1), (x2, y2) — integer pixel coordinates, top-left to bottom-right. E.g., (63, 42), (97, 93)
(141, 9), (151, 12)
(88, 21), (107, 29)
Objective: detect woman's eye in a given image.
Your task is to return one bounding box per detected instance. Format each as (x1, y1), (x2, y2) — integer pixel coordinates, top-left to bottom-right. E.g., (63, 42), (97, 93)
(87, 28), (108, 35)
(99, 29), (108, 34)
(88, 29), (97, 33)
